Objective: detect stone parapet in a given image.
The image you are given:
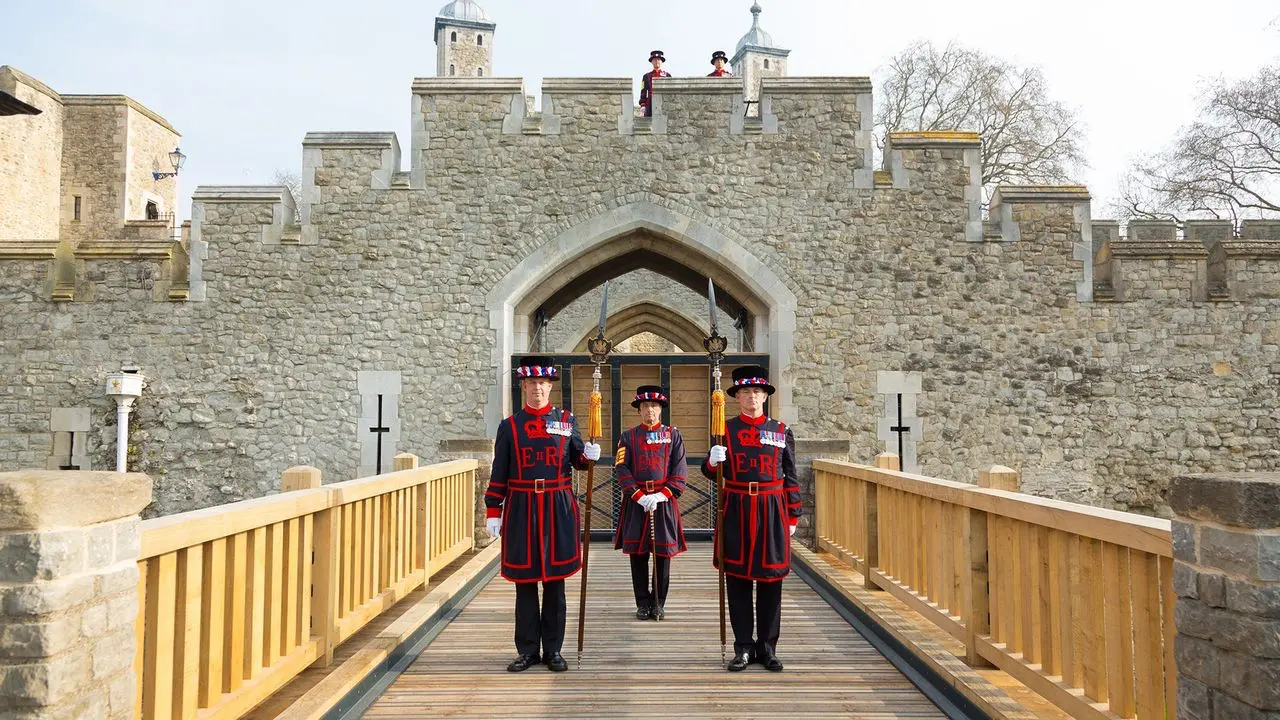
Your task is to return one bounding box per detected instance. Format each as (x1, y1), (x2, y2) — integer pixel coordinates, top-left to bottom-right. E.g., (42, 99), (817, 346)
(1107, 221), (1209, 302)
(1241, 220), (1280, 240)
(1170, 472), (1280, 718)
(0, 470), (152, 720)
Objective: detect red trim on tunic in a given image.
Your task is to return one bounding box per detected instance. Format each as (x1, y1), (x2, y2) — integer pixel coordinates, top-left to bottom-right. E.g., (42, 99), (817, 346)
(524, 404), (553, 416)
(739, 413), (767, 426)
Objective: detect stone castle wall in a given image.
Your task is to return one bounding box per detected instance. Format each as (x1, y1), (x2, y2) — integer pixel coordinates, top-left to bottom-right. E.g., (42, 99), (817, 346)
(59, 101), (127, 242)
(0, 68), (63, 241)
(124, 105), (181, 220)
(2, 77), (1279, 521)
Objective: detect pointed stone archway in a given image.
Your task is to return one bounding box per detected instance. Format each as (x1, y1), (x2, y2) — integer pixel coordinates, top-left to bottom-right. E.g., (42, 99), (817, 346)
(565, 301), (708, 354)
(485, 200), (797, 432)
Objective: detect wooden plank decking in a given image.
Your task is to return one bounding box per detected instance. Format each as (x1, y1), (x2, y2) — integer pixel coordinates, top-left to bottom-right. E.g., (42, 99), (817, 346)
(366, 543), (947, 719)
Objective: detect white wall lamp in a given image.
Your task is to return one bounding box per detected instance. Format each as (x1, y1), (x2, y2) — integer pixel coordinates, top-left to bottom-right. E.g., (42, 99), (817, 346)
(105, 364), (145, 473)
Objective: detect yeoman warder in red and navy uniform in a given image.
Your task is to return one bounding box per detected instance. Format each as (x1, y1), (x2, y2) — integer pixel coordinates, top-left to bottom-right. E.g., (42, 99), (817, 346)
(703, 364), (800, 672)
(613, 384), (688, 620)
(484, 356), (602, 673)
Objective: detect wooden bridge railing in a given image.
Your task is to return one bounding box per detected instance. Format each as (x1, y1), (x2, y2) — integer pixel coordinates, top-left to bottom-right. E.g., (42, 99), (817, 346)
(815, 456), (1174, 720)
(132, 455), (477, 720)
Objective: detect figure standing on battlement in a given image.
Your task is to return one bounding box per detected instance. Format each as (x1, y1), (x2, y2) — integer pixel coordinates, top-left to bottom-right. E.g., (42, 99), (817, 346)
(707, 50), (732, 77)
(484, 356), (603, 673)
(703, 365), (800, 673)
(613, 385), (689, 621)
(640, 50), (671, 117)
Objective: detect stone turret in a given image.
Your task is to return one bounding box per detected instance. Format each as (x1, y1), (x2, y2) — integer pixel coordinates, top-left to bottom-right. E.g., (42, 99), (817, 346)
(434, 0), (496, 78)
(731, 2), (790, 106)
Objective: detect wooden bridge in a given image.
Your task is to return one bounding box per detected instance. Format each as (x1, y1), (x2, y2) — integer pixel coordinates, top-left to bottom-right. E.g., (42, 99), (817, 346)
(127, 453), (1177, 720)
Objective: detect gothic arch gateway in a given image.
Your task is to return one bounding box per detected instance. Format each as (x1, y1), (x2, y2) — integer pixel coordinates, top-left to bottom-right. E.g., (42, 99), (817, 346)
(485, 201), (798, 434)
(566, 301), (707, 353)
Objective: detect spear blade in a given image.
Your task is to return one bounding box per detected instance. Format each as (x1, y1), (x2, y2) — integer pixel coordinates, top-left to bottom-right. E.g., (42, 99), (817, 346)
(707, 278), (719, 335)
(597, 281), (610, 337)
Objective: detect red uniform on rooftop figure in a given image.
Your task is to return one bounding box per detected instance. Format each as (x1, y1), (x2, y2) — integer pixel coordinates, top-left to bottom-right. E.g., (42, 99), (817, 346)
(640, 50), (671, 117)
(707, 50), (732, 77)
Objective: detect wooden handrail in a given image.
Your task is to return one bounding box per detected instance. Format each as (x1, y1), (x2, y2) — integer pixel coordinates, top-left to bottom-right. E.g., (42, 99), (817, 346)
(815, 458), (1176, 720)
(817, 459), (1171, 556)
(140, 489), (332, 560)
(133, 457), (479, 720)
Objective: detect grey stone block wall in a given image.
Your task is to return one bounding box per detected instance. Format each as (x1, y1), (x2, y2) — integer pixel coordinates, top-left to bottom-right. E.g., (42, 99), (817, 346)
(0, 471), (151, 720)
(1170, 472), (1280, 718)
(4, 80), (1280, 521)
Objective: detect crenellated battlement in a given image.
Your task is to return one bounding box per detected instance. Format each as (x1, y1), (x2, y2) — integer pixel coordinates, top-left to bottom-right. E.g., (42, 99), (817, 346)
(1086, 218), (1280, 302)
(404, 75), (872, 150)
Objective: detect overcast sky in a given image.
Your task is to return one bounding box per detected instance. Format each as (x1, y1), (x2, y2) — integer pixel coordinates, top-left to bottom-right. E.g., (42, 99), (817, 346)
(5, 0), (1276, 220)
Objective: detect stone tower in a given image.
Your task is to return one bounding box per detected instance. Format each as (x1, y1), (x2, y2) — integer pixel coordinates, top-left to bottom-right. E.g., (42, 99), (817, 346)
(731, 2), (790, 105)
(434, 0), (496, 78)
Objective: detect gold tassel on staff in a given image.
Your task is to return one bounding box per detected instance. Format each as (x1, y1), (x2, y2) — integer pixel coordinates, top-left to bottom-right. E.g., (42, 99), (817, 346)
(710, 388), (726, 438)
(588, 390), (602, 439)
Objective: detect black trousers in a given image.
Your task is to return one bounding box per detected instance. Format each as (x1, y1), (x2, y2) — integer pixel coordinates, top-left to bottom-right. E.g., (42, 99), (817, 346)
(725, 575), (782, 658)
(514, 580), (566, 657)
(628, 553), (671, 607)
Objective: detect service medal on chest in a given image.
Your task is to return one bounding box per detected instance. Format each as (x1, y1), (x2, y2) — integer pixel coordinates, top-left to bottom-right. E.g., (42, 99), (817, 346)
(759, 429), (786, 448)
(645, 429), (672, 445)
(544, 420), (572, 437)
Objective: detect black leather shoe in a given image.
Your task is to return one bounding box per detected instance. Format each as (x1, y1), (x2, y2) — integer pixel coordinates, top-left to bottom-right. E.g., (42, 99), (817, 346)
(727, 652), (753, 672)
(762, 654), (784, 672)
(545, 652), (568, 672)
(652, 605), (665, 620)
(636, 604), (652, 620)
(507, 653), (540, 672)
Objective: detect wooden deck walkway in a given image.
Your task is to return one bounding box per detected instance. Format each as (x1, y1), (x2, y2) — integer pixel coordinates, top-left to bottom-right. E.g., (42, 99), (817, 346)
(365, 543), (948, 719)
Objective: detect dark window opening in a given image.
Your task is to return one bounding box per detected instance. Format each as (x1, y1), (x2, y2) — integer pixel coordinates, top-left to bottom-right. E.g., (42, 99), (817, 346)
(477, 67), (483, 77)
(449, 64), (456, 76)
(145, 200), (159, 220)
(764, 59), (770, 69)
(450, 31), (457, 42)
(73, 196), (82, 221)
(477, 34), (483, 46)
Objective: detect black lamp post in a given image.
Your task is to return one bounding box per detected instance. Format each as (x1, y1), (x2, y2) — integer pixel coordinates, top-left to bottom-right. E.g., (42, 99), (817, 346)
(152, 147), (186, 181)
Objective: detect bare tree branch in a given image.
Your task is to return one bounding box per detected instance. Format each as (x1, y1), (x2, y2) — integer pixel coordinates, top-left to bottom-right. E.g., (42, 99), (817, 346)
(875, 40), (1086, 196)
(1115, 63), (1280, 226)
(272, 169), (302, 222)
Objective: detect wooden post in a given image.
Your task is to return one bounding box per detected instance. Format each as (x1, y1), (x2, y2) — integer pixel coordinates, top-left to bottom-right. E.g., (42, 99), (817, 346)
(861, 481), (879, 591)
(307, 469), (341, 668)
(978, 465), (1020, 492)
(281, 465), (322, 492)
(393, 453), (418, 472)
(863, 453), (896, 590)
(875, 452), (901, 472)
(963, 506), (993, 667)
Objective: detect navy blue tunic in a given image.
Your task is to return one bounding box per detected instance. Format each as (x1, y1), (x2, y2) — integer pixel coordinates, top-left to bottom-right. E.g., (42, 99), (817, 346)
(485, 405), (590, 583)
(612, 424), (688, 557)
(702, 415), (801, 582)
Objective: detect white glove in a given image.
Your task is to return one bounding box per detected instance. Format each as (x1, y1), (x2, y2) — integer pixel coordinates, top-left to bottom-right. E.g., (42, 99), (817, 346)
(638, 492), (668, 513)
(707, 445), (728, 467)
(583, 442), (602, 462)
(486, 517), (502, 538)
(789, 525), (797, 537)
